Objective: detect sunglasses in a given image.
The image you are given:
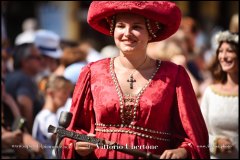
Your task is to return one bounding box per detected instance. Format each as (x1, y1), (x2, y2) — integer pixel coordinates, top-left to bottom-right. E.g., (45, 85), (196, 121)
(27, 55), (42, 60)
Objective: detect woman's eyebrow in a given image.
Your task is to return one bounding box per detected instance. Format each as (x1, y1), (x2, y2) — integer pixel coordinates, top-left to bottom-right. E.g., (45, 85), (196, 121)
(116, 22), (144, 25)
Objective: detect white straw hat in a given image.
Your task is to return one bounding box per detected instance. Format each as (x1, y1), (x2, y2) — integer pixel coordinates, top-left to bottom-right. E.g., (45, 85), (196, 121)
(34, 29), (62, 59)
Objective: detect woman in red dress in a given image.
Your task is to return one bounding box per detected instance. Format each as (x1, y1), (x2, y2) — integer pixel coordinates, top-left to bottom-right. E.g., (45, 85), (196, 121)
(62, 1), (210, 159)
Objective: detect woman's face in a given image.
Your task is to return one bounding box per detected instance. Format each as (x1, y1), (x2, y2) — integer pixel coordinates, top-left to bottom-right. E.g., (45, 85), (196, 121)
(218, 42), (238, 73)
(25, 46), (44, 75)
(114, 13), (150, 54)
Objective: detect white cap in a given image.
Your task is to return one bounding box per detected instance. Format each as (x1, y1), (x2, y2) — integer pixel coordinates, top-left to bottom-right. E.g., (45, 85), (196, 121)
(34, 29), (62, 59)
(15, 31), (36, 45)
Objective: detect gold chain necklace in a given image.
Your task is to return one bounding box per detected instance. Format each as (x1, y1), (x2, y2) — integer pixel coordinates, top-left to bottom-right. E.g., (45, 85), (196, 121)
(126, 56), (147, 89)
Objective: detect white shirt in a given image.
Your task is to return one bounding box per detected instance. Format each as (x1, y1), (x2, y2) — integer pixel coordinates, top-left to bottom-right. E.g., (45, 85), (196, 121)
(200, 86), (239, 159)
(86, 48), (102, 63)
(32, 109), (58, 159)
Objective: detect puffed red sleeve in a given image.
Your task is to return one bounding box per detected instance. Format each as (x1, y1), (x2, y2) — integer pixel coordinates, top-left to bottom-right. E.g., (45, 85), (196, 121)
(172, 65), (210, 159)
(61, 64), (96, 159)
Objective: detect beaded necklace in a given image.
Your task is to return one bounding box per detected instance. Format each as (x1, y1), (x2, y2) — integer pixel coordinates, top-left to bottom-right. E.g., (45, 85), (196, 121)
(110, 58), (161, 125)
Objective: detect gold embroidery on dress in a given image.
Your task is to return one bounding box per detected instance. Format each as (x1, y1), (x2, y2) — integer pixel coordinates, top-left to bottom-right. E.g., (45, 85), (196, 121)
(122, 94), (136, 124)
(110, 58), (161, 125)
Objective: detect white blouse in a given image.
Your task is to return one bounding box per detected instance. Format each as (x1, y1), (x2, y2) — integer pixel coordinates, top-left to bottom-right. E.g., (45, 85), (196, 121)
(201, 86), (239, 159)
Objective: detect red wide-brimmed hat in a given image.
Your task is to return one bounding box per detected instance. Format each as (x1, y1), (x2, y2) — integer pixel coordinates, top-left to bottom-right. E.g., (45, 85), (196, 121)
(87, 1), (181, 42)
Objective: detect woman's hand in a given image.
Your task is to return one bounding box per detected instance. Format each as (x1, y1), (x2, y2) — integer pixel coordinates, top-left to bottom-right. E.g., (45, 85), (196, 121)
(160, 148), (188, 159)
(216, 137), (234, 153)
(74, 133), (97, 157)
(74, 141), (97, 156)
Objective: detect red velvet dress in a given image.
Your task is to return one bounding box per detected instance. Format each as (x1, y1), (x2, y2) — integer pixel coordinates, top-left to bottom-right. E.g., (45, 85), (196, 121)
(61, 58), (210, 159)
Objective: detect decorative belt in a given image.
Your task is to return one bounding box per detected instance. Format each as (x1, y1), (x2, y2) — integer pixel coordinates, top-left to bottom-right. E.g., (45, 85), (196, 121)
(95, 123), (171, 142)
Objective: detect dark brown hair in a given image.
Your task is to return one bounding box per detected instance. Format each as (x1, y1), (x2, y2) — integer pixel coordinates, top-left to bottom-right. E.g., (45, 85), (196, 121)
(60, 47), (87, 67)
(12, 43), (35, 70)
(210, 41), (238, 84)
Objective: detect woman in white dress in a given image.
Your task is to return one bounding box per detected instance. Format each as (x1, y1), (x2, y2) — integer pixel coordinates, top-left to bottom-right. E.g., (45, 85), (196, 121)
(201, 31), (238, 159)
